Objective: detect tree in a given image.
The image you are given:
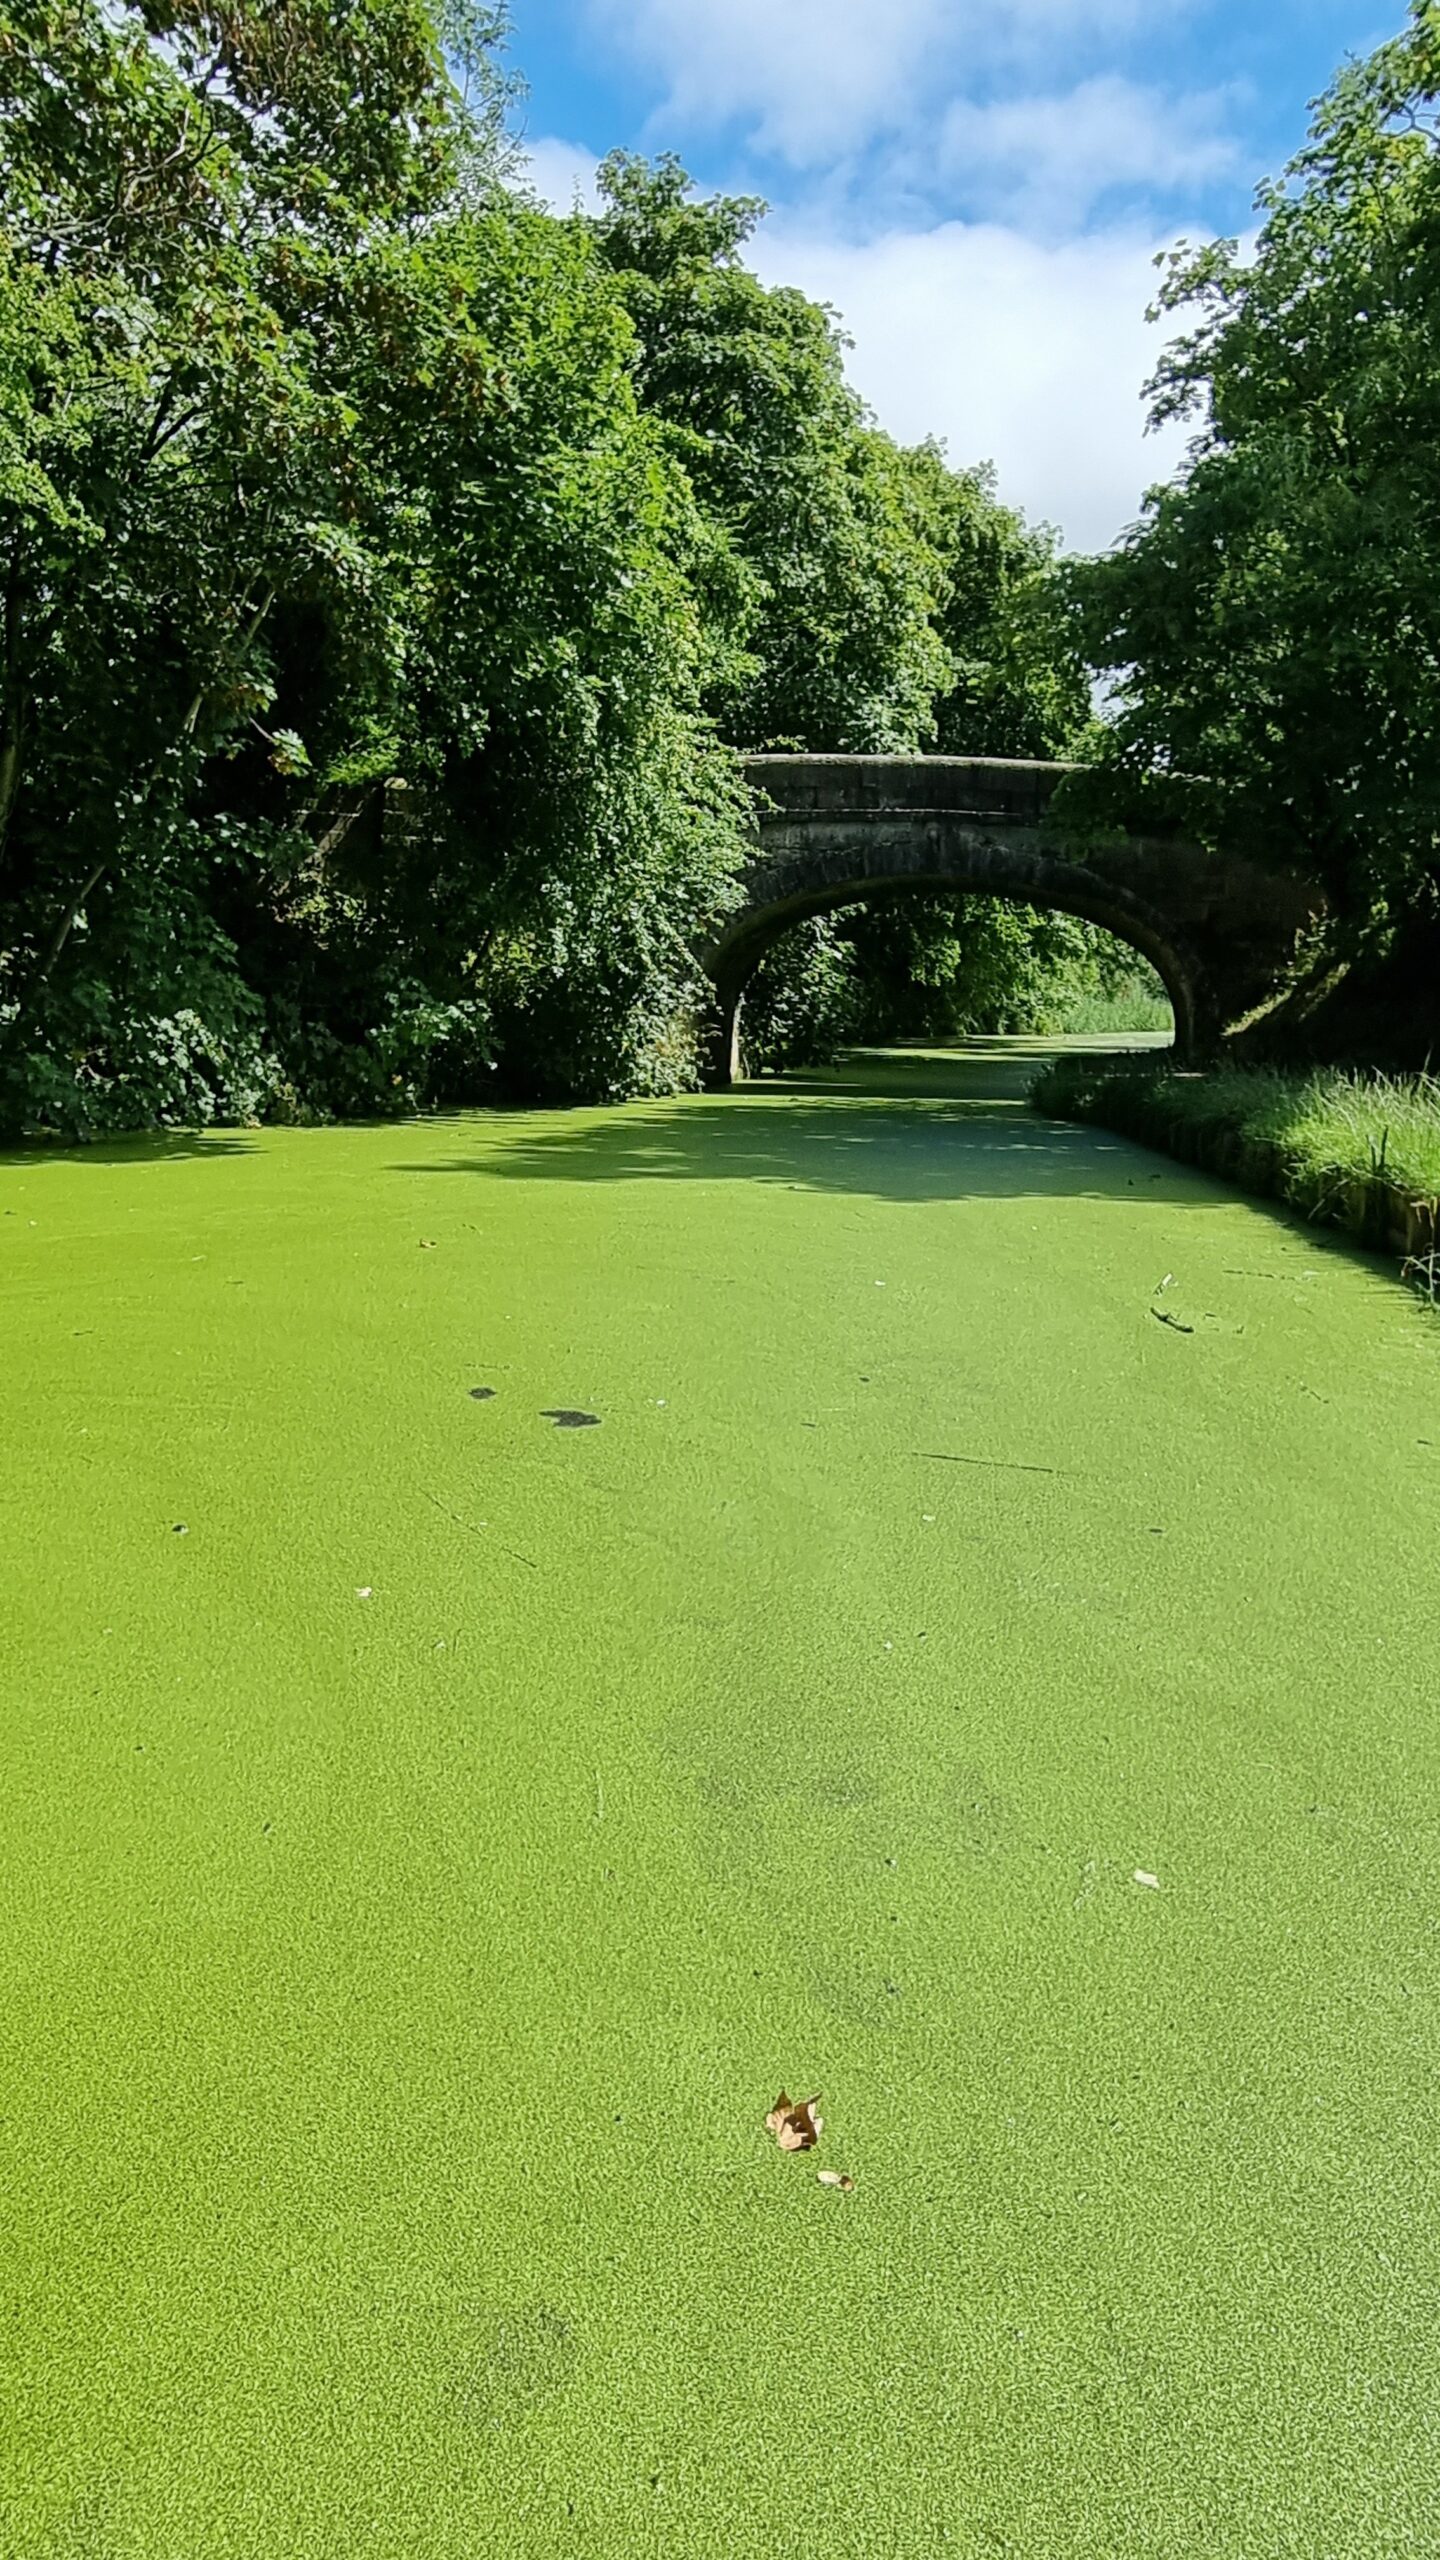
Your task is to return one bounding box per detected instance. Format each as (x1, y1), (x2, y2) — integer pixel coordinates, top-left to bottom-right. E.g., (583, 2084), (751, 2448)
(590, 151), (952, 752)
(0, 3), (749, 1129)
(902, 443), (1090, 761)
(0, 0), (504, 1121)
(1074, 0), (1440, 982)
(0, 27), (1102, 1132)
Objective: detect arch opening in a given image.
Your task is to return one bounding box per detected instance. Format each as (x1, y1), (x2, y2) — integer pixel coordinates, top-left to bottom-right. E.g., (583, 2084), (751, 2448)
(734, 887), (1174, 1077)
(705, 863), (1203, 1089)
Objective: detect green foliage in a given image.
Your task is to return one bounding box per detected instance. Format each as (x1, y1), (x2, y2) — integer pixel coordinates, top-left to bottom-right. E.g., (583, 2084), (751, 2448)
(589, 155), (1088, 765)
(0, 1), (752, 1133)
(844, 901), (1165, 1042)
(0, 824), (291, 1137)
(738, 916), (861, 1071)
(1072, 0), (1440, 946)
(1043, 982), (1172, 1037)
(590, 152), (951, 753)
(902, 444), (1091, 760)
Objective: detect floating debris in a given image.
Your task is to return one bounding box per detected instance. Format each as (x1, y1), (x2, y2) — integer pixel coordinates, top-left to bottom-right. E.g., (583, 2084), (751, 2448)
(766, 2092), (823, 2153)
(917, 1452), (1059, 1476)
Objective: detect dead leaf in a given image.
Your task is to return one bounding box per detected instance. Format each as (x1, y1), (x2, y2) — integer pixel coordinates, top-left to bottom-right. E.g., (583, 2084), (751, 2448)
(766, 2091), (823, 2152)
(1133, 1869), (1161, 1889)
(817, 2169), (855, 2192)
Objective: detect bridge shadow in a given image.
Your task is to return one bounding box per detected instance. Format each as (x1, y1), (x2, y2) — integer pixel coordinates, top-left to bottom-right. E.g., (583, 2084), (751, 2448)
(388, 1041), (1201, 1209)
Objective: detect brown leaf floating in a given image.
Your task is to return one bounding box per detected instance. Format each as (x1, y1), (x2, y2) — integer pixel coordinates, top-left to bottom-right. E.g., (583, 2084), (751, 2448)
(765, 2092), (823, 2152)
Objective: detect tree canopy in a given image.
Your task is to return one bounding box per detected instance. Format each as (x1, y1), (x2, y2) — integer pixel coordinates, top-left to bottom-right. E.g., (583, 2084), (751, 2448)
(590, 151), (1087, 763)
(1075, 0), (1440, 982)
(0, 4), (757, 1125)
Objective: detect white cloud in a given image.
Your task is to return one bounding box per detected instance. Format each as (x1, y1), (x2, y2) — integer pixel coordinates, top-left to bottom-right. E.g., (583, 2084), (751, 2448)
(940, 76), (1239, 228)
(522, 134), (603, 213)
(519, 138), (1194, 551)
(597, 0), (937, 165)
(750, 218), (1190, 551)
(588, 0), (1195, 166)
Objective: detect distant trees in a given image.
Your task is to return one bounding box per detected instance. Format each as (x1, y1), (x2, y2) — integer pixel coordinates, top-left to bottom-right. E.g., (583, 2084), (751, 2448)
(740, 905), (1168, 1071)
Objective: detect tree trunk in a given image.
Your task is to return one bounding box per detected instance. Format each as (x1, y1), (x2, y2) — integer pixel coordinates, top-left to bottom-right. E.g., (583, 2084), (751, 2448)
(31, 857), (108, 991)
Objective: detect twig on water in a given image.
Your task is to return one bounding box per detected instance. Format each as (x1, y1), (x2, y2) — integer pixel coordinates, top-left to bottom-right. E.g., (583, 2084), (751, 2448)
(423, 1489), (539, 1571)
(914, 1452), (1061, 1476)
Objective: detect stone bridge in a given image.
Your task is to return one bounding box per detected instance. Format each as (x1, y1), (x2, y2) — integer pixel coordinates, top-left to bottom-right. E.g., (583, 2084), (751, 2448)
(701, 756), (1323, 1083)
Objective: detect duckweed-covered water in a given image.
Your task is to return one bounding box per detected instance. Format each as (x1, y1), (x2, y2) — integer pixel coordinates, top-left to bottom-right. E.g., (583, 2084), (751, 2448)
(3, 1042), (1437, 2558)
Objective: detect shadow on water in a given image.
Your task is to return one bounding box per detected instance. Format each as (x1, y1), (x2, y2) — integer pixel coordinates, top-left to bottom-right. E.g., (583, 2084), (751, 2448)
(0, 1129), (257, 1170)
(388, 1040), (1201, 1209)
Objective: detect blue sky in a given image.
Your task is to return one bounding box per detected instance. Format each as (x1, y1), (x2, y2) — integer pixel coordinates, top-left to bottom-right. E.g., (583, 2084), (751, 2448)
(505, 0), (1401, 550)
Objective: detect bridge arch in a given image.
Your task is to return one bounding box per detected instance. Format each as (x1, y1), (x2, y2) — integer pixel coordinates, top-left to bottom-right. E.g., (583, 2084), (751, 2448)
(706, 837), (1201, 1081)
(700, 757), (1322, 1086)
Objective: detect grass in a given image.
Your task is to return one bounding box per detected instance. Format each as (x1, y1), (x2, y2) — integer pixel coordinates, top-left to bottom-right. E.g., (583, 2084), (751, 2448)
(1033, 1050), (1440, 1271)
(3, 1044), (1439, 2557)
(1041, 986), (1174, 1038)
